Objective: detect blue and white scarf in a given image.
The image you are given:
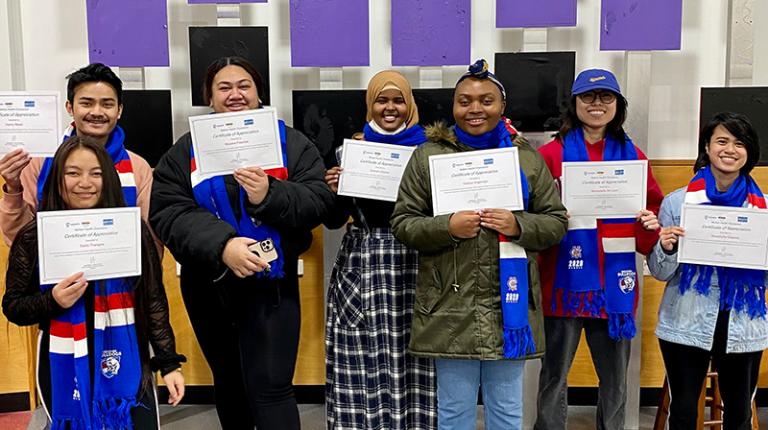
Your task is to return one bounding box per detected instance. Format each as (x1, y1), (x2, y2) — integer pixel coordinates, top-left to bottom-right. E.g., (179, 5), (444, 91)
(554, 128), (639, 340)
(680, 166), (767, 318)
(454, 121), (534, 358)
(37, 125), (137, 207)
(190, 120), (289, 279)
(45, 277), (142, 430)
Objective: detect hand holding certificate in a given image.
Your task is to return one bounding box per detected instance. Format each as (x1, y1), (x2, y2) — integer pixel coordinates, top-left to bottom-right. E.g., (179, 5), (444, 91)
(429, 147), (524, 216)
(678, 204), (768, 270)
(189, 107), (283, 179)
(37, 207), (142, 284)
(0, 91), (61, 157)
(561, 160), (648, 218)
(337, 139), (416, 202)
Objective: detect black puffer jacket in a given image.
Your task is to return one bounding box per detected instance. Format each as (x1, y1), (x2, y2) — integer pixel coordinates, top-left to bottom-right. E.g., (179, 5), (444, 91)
(3, 221), (185, 379)
(150, 126), (334, 288)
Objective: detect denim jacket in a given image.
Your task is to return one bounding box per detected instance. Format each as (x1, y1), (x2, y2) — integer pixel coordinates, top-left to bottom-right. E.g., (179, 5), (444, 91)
(648, 187), (768, 353)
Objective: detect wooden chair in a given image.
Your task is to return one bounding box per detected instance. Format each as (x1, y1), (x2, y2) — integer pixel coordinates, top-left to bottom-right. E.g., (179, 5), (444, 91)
(654, 366), (758, 430)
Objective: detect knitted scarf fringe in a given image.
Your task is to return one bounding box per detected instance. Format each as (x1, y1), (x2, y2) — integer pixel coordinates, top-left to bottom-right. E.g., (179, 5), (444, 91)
(679, 264), (766, 319)
(560, 289), (605, 317)
(92, 396), (137, 430)
(607, 312), (636, 340)
(503, 325), (536, 359)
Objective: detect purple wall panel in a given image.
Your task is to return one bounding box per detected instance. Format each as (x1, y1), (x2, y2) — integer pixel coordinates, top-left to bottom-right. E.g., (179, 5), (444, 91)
(496, 0), (576, 28)
(600, 0), (682, 51)
(391, 0), (470, 66)
(188, 0), (266, 4)
(290, 0), (369, 67)
(86, 0), (169, 67)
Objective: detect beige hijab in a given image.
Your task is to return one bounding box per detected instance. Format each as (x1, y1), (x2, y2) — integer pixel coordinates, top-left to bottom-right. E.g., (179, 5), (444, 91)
(365, 70), (420, 128)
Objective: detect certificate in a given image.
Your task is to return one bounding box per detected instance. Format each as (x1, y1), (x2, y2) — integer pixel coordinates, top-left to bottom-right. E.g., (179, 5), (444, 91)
(678, 204), (768, 271)
(0, 91), (61, 156)
(37, 207), (142, 284)
(561, 160), (648, 218)
(188, 107), (283, 179)
(337, 139), (416, 202)
(429, 147), (524, 216)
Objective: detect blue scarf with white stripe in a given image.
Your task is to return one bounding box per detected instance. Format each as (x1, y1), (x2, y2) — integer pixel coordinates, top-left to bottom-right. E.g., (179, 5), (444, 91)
(37, 126), (136, 207)
(455, 121), (534, 358)
(554, 128), (639, 340)
(190, 120), (289, 279)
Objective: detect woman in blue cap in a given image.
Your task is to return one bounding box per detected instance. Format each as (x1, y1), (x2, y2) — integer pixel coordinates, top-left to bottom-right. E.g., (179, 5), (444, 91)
(535, 69), (663, 429)
(392, 59), (567, 429)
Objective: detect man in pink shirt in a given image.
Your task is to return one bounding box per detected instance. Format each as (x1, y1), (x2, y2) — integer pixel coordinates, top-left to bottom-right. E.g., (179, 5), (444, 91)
(0, 63), (154, 245)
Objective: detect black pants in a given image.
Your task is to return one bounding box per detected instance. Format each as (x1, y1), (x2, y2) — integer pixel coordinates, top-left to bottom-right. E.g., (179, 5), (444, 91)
(659, 312), (762, 430)
(181, 273), (301, 430)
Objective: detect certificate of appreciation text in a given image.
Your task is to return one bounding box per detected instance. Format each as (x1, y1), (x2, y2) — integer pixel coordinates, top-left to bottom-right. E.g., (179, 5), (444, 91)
(0, 91), (61, 156)
(37, 207), (142, 284)
(337, 139), (416, 202)
(429, 147), (524, 216)
(188, 107), (283, 179)
(678, 204), (768, 271)
(561, 160), (648, 218)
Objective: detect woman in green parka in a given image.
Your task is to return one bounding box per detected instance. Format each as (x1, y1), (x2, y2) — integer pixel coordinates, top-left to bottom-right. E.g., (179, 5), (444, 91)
(391, 60), (567, 430)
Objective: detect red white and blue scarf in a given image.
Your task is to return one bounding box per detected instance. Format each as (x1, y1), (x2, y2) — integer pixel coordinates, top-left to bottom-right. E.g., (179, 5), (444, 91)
(44, 277), (142, 430)
(190, 120), (289, 278)
(37, 125), (142, 429)
(37, 125), (137, 208)
(553, 128), (639, 340)
(680, 166), (767, 318)
(454, 121), (534, 358)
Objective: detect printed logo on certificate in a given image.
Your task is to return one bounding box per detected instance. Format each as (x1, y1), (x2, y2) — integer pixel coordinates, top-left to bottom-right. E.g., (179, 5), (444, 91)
(561, 160), (648, 218)
(677, 204), (768, 271)
(188, 107), (283, 179)
(37, 207), (142, 284)
(428, 147), (525, 216)
(336, 139), (416, 202)
(0, 91), (61, 157)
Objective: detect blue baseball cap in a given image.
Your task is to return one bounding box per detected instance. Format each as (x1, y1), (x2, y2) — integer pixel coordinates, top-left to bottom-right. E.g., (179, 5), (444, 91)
(571, 69), (621, 96)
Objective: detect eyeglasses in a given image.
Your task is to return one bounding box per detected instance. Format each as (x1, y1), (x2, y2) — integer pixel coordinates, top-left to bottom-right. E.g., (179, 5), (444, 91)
(577, 91), (616, 104)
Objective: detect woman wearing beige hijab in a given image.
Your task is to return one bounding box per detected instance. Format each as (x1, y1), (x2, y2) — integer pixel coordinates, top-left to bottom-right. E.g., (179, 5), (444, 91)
(324, 70), (436, 429)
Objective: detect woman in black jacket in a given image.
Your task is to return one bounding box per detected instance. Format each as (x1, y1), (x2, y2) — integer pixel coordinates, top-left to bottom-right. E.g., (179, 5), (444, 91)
(150, 56), (334, 429)
(3, 136), (185, 430)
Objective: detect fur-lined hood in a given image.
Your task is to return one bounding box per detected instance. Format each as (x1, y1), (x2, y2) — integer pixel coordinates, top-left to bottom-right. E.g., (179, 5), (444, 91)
(424, 121), (529, 148)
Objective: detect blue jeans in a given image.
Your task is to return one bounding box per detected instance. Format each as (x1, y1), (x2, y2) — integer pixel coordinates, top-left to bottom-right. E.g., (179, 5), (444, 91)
(435, 359), (524, 430)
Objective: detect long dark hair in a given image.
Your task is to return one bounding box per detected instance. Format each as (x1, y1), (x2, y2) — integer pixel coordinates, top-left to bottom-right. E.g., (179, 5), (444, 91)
(557, 91), (629, 143)
(693, 111), (760, 175)
(202, 56), (265, 106)
(40, 136), (126, 211)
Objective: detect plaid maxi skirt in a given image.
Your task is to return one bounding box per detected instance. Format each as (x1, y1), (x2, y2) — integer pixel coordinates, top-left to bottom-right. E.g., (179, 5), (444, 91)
(325, 226), (436, 430)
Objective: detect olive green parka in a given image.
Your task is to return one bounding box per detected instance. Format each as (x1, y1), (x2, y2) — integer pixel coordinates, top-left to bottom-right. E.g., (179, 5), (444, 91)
(391, 123), (567, 360)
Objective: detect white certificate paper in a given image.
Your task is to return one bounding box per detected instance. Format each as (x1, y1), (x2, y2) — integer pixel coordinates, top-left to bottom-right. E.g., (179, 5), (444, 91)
(561, 160), (648, 218)
(188, 107), (283, 179)
(429, 147), (524, 216)
(0, 91), (61, 156)
(337, 139), (416, 202)
(678, 204), (768, 271)
(37, 207), (142, 284)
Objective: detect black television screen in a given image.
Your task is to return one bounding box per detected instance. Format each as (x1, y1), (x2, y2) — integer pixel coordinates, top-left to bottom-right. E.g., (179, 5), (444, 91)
(494, 51), (575, 132)
(700, 87), (768, 165)
(189, 26), (270, 107)
(118, 90), (173, 167)
(292, 88), (454, 167)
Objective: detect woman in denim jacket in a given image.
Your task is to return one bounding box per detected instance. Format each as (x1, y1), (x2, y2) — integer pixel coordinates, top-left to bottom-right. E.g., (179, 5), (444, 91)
(648, 112), (767, 430)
